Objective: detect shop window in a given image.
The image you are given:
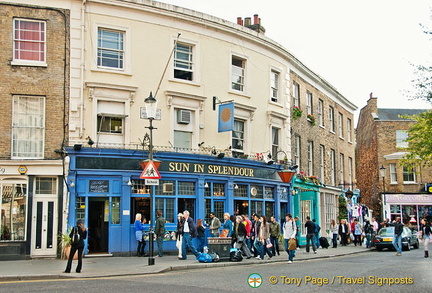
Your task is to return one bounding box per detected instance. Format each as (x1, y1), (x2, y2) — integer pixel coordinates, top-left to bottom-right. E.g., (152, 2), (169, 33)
(75, 197), (86, 221)
(178, 198), (195, 219)
(178, 182), (195, 195)
(1, 183), (27, 241)
(234, 184), (247, 197)
(250, 186), (263, 199)
(250, 201), (263, 216)
(265, 202), (274, 217)
(132, 179), (150, 194)
(131, 197), (150, 224)
(35, 177), (56, 194)
(111, 197), (120, 224)
(264, 187), (274, 199)
(300, 200), (311, 236)
(204, 199), (225, 224)
(155, 198), (174, 223)
(155, 180), (175, 195)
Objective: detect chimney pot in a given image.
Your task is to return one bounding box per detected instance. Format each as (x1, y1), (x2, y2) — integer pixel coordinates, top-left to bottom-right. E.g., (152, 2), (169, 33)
(237, 17), (243, 26)
(254, 14), (259, 24)
(245, 17), (251, 26)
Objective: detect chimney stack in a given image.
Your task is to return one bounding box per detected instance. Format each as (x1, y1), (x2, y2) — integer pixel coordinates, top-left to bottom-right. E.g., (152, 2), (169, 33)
(244, 17), (251, 26)
(254, 14), (259, 24)
(237, 17), (243, 26)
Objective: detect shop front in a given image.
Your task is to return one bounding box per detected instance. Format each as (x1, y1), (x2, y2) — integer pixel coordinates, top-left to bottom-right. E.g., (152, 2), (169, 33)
(66, 147), (291, 256)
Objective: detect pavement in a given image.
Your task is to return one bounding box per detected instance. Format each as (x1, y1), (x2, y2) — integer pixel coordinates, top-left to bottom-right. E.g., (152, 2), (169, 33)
(0, 245), (373, 282)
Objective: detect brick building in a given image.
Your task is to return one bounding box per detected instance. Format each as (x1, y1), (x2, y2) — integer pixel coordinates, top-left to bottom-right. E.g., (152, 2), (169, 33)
(0, 2), (69, 259)
(356, 95), (432, 226)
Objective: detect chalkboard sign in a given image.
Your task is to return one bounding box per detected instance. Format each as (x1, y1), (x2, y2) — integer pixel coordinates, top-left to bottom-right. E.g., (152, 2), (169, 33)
(89, 180), (109, 193)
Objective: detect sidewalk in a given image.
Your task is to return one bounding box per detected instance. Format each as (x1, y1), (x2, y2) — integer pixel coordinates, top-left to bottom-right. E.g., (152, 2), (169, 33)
(0, 245), (372, 281)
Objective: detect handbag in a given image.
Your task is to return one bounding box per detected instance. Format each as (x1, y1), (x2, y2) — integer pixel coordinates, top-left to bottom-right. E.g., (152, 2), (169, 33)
(266, 239), (273, 248)
(237, 235), (245, 243)
(220, 229), (229, 238)
(288, 238), (296, 251)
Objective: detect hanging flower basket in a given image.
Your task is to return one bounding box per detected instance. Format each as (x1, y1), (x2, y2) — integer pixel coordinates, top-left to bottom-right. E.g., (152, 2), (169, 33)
(307, 114), (316, 126)
(292, 106), (303, 120)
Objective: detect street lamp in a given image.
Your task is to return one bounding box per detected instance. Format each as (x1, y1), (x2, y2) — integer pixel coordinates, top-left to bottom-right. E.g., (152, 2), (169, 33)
(379, 165), (387, 219)
(144, 91), (157, 266)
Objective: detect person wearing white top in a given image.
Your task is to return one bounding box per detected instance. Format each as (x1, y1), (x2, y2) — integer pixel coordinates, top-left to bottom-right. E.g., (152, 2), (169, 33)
(283, 214), (297, 263)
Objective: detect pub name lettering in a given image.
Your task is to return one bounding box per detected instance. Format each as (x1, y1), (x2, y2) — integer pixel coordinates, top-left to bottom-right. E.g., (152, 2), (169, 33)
(168, 162), (254, 177)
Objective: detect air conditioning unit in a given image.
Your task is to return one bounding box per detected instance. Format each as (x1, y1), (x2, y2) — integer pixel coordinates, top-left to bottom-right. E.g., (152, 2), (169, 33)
(177, 110), (191, 124)
(163, 183), (174, 193)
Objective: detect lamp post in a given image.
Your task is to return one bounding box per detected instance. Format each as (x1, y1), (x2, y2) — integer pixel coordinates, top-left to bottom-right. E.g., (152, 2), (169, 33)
(144, 92), (157, 266)
(379, 165), (387, 219)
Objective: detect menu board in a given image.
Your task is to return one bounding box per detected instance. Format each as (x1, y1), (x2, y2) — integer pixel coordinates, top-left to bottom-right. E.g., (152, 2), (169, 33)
(89, 180), (109, 193)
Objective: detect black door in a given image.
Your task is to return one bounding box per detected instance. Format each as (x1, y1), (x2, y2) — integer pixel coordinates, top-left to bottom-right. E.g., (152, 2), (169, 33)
(88, 198), (108, 254)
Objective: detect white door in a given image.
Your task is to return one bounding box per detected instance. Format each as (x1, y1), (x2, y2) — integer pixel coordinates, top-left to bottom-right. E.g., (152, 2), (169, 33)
(31, 196), (57, 258)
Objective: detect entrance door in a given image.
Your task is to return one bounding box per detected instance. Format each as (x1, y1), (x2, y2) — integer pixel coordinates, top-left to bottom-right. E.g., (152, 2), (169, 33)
(234, 200), (249, 216)
(31, 196), (57, 257)
(88, 198), (109, 254)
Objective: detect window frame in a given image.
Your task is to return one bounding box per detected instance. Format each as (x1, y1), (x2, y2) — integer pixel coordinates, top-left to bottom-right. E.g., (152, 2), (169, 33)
(319, 145), (325, 182)
(338, 112), (344, 138)
(232, 119), (245, 152)
(396, 130), (409, 148)
(318, 99), (324, 127)
(307, 141), (313, 176)
(270, 70), (279, 102)
(271, 127), (280, 158)
(307, 92), (313, 115)
(402, 166), (416, 183)
(231, 55), (246, 92)
(174, 42), (194, 81)
(347, 118), (352, 142)
(389, 163), (398, 184)
(97, 27), (125, 70)
(12, 18), (47, 66)
(293, 81), (300, 107)
(329, 106), (335, 133)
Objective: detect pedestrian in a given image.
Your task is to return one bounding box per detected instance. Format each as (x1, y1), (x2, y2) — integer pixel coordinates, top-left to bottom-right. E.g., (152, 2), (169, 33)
(305, 216), (317, 253)
(370, 217), (379, 247)
(196, 219), (206, 253)
(208, 212), (221, 237)
(283, 214), (297, 263)
(339, 219), (349, 246)
(155, 210), (166, 257)
(312, 219), (321, 248)
(180, 210), (200, 260)
(389, 217), (404, 256)
(242, 214), (253, 254)
(63, 219), (87, 273)
(233, 216), (252, 259)
(294, 216), (301, 249)
(269, 216), (281, 256)
(176, 213), (184, 259)
(258, 215), (274, 260)
(330, 219), (338, 248)
(134, 213), (146, 257)
(419, 218), (431, 258)
(353, 219), (363, 246)
(252, 214), (262, 258)
(221, 212), (233, 237)
(363, 219), (373, 248)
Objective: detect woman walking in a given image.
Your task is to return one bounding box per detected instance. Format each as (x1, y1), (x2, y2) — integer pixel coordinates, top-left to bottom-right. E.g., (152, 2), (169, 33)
(176, 213), (184, 259)
(420, 218), (431, 258)
(233, 216), (252, 258)
(258, 215), (274, 260)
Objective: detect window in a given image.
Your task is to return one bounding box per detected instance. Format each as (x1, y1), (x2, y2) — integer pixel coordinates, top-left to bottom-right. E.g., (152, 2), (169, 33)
(155, 198), (175, 223)
(330, 149), (336, 186)
(174, 131), (192, 150)
(12, 96), (45, 159)
(300, 200), (311, 236)
(232, 119), (245, 151)
(389, 163), (397, 184)
(318, 99), (324, 126)
(1, 183), (27, 241)
(307, 141), (313, 175)
(294, 135), (301, 170)
(347, 118), (352, 142)
(174, 108), (194, 150)
(396, 130), (409, 148)
(231, 56), (245, 91)
(174, 43), (193, 81)
(348, 157), (353, 189)
(271, 127), (279, 158)
(111, 197), (120, 224)
(329, 106), (335, 133)
(270, 70), (279, 102)
(339, 153), (344, 185)
(319, 145), (325, 182)
(13, 19), (46, 64)
(403, 166), (416, 183)
(97, 28), (124, 69)
(35, 178), (56, 194)
(293, 81), (300, 107)
(338, 113), (344, 138)
(97, 116), (123, 133)
(324, 194), (337, 234)
(307, 92), (313, 115)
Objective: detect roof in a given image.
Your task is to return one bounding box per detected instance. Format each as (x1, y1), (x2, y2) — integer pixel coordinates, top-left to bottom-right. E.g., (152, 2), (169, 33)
(377, 108), (427, 121)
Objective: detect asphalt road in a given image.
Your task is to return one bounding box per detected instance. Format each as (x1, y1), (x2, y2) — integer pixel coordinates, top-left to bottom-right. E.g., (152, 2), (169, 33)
(0, 249), (430, 293)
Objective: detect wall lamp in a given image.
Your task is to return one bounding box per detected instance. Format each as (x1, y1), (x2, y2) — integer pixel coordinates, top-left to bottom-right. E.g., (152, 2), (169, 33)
(69, 179), (75, 188)
(211, 146), (225, 158)
(87, 136), (94, 146)
(127, 178), (133, 186)
(234, 184), (239, 189)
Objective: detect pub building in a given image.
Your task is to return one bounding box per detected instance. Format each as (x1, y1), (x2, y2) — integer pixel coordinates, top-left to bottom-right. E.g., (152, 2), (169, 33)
(66, 147), (291, 256)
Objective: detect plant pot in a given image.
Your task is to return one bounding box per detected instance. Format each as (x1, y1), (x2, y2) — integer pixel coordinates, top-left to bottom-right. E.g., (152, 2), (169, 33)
(62, 245), (78, 260)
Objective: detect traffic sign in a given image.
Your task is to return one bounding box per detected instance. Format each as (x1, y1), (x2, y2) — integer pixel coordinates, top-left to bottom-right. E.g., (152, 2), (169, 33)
(140, 160), (161, 179)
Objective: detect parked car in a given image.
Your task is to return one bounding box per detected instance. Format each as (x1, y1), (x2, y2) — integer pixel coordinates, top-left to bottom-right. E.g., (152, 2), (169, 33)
(374, 226), (419, 251)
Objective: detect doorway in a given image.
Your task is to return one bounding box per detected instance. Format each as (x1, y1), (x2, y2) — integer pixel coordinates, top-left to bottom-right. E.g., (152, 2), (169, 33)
(88, 198), (109, 254)
(31, 196), (57, 257)
(234, 200), (249, 216)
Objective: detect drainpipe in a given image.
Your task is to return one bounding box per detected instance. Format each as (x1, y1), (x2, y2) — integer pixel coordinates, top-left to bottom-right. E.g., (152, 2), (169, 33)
(79, 0), (87, 139)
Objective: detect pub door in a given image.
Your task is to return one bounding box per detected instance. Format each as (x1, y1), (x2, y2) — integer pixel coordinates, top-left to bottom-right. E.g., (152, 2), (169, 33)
(88, 197), (109, 254)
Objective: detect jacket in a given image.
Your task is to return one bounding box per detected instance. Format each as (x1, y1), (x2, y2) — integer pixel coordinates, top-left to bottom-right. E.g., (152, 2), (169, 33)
(338, 223), (349, 235)
(259, 222), (270, 240)
(283, 220), (297, 239)
(69, 226), (87, 248)
(305, 220), (315, 235)
(233, 221), (247, 242)
(270, 222), (281, 237)
(184, 217), (198, 238)
(155, 216), (166, 236)
(209, 217), (221, 235)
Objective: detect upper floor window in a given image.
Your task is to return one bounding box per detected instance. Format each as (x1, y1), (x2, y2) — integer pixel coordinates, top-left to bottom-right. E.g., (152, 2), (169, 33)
(389, 163), (397, 184)
(330, 149), (336, 186)
(319, 145), (325, 182)
(396, 130), (409, 148)
(318, 99), (324, 126)
(403, 166), (416, 183)
(97, 115), (123, 133)
(307, 92), (313, 115)
(271, 127), (280, 158)
(174, 43), (193, 81)
(307, 141), (314, 176)
(329, 106), (335, 133)
(270, 70), (279, 102)
(231, 56), (245, 91)
(347, 118), (352, 142)
(13, 19), (46, 65)
(338, 113), (344, 138)
(294, 135), (301, 170)
(348, 157), (353, 188)
(339, 153), (345, 185)
(97, 28), (124, 69)
(174, 109), (194, 150)
(293, 81), (300, 107)
(12, 96), (45, 159)
(232, 119), (245, 151)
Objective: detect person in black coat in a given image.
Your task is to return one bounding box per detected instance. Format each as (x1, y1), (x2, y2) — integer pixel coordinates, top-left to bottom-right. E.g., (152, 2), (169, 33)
(233, 216), (252, 258)
(64, 219), (87, 273)
(180, 210), (200, 260)
(338, 219), (349, 246)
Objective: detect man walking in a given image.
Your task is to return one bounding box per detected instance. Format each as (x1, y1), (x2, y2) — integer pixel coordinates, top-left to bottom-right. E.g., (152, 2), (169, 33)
(180, 210), (200, 260)
(390, 217), (404, 256)
(304, 216), (317, 254)
(209, 212), (221, 237)
(269, 216), (281, 256)
(283, 214), (297, 263)
(155, 210), (166, 257)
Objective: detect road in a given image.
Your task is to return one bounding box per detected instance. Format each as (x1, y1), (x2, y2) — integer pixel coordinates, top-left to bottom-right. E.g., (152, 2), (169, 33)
(0, 249), (429, 293)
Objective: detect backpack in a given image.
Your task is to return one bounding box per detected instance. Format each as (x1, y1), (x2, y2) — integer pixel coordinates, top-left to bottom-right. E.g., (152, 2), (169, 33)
(71, 227), (80, 245)
(229, 248), (243, 262)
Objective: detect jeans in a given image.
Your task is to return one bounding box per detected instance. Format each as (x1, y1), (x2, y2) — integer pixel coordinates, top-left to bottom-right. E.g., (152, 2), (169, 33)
(137, 239), (146, 256)
(392, 233), (402, 254)
(423, 235), (429, 251)
(181, 233), (200, 260)
(65, 245), (84, 273)
(156, 235), (164, 257)
(332, 233), (338, 248)
(270, 236), (280, 255)
(234, 241), (252, 258)
(253, 238), (263, 257)
(306, 234), (317, 252)
(284, 239), (296, 261)
(314, 233), (320, 248)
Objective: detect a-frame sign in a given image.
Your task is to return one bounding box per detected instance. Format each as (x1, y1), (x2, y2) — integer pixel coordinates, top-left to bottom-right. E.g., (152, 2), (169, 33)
(140, 160), (161, 179)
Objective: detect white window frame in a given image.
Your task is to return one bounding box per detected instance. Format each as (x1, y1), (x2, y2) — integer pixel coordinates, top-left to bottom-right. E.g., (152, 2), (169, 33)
(319, 145), (325, 182)
(338, 113), (344, 138)
(271, 127), (280, 158)
(330, 149), (336, 186)
(403, 166), (416, 183)
(12, 95), (45, 159)
(329, 106), (335, 133)
(270, 70), (279, 103)
(174, 42), (194, 81)
(348, 157), (353, 189)
(307, 92), (313, 115)
(232, 119), (245, 152)
(231, 55), (246, 92)
(293, 81), (300, 107)
(12, 18), (47, 66)
(347, 118), (352, 142)
(318, 99), (324, 127)
(339, 153), (345, 185)
(307, 141), (313, 176)
(396, 130), (409, 148)
(294, 135), (301, 170)
(389, 163), (397, 184)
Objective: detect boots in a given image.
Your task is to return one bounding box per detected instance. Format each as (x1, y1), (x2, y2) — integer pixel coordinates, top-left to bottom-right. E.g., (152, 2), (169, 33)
(425, 250), (429, 258)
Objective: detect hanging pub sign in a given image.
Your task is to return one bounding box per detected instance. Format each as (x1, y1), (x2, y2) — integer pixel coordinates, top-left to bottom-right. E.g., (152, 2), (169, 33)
(426, 183), (432, 194)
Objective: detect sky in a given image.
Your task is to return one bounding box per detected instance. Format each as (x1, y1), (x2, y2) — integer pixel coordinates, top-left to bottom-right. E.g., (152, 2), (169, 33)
(159, 0), (432, 123)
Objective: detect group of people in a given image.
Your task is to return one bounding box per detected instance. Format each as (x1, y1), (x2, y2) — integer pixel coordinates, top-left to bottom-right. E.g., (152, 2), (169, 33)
(134, 210), (166, 257)
(328, 217), (380, 249)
